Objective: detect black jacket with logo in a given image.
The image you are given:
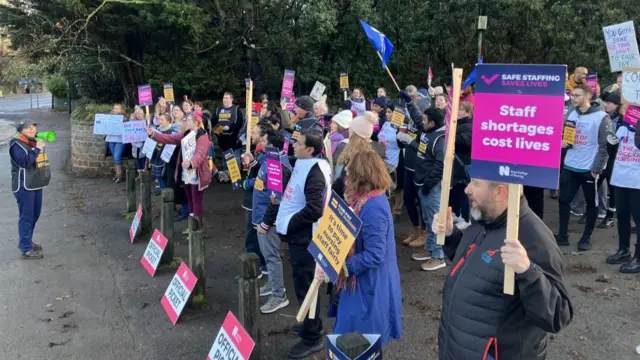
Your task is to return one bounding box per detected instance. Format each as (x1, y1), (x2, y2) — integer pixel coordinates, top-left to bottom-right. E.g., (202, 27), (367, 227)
(438, 198), (573, 360)
(409, 126), (445, 192)
(403, 100), (424, 172)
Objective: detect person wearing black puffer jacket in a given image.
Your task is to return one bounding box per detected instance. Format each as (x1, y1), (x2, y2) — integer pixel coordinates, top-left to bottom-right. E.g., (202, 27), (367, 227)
(450, 101), (473, 224)
(433, 180), (573, 360)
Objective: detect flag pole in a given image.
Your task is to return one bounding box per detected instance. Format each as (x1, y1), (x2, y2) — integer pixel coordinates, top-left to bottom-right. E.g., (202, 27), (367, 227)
(377, 52), (401, 92)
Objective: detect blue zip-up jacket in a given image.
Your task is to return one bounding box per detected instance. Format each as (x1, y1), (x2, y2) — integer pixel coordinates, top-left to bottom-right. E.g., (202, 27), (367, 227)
(242, 152), (266, 211)
(252, 153), (292, 226)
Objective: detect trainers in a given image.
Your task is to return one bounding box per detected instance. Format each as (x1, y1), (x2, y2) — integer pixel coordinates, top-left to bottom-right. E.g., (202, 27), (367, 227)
(32, 243), (43, 251)
(598, 217), (614, 229)
(260, 283), (272, 297)
(288, 340), (323, 359)
(421, 258), (446, 271)
(570, 210), (584, 217)
(181, 228), (190, 235)
(260, 294), (289, 314)
(22, 250), (43, 260)
(412, 251), (432, 261)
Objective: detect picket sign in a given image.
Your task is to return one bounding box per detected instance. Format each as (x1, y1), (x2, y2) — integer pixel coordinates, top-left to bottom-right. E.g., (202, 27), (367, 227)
(436, 68), (463, 246)
(140, 229), (169, 277)
(161, 262), (198, 325)
(129, 204), (143, 243)
(206, 311), (255, 360)
(504, 184), (523, 295)
(245, 79), (254, 155)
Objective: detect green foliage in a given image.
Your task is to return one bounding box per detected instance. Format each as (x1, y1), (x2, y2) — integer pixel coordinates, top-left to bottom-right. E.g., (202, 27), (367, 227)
(2, 0), (639, 105)
(72, 101), (114, 125)
(46, 74), (68, 98)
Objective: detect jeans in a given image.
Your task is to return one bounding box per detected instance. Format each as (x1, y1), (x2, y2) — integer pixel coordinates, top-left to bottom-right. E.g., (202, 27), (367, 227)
(108, 142), (125, 165)
(157, 176), (167, 190)
(559, 169), (598, 240)
(14, 187), (43, 253)
(136, 156), (146, 170)
(245, 210), (266, 268)
(403, 169), (424, 228)
(615, 187), (640, 250)
(184, 184), (204, 217)
(287, 242), (323, 345)
(449, 183), (470, 222)
(419, 184), (444, 259)
(257, 227), (285, 297)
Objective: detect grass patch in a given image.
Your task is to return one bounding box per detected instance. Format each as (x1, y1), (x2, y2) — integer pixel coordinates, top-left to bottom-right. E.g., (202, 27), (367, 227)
(158, 257), (185, 269)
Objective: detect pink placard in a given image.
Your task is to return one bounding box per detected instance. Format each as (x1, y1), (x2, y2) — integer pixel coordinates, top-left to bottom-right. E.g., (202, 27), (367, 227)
(138, 84), (153, 106)
(206, 311), (255, 360)
(140, 229), (168, 277)
(624, 105), (640, 127)
(129, 205), (143, 243)
(471, 93), (564, 168)
(161, 262), (198, 325)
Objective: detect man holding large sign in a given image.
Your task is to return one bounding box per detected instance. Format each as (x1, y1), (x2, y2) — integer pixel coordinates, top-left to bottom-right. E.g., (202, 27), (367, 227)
(431, 63), (574, 360)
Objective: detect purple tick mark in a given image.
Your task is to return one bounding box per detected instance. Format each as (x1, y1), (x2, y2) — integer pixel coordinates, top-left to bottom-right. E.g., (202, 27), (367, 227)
(482, 74), (500, 85)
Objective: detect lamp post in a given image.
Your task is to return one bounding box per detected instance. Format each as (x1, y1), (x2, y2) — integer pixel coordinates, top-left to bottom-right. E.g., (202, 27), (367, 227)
(477, 16), (488, 63)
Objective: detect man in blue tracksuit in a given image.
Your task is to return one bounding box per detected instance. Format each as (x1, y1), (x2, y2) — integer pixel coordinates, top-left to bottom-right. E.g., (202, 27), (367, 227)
(10, 120), (51, 259)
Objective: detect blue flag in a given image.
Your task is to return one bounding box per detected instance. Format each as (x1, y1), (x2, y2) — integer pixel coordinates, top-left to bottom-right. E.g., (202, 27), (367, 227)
(462, 57), (484, 89)
(359, 19), (394, 69)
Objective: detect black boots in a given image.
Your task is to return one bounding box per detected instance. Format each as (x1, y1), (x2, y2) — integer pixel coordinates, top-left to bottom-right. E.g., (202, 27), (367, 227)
(554, 234), (570, 247)
(620, 250), (640, 274)
(577, 236), (592, 251)
(606, 248), (631, 264)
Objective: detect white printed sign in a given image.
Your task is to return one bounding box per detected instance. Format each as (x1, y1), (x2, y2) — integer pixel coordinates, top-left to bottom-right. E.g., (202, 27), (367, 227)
(603, 21), (640, 72)
(141, 230), (168, 277)
(129, 205), (143, 244)
(310, 81), (326, 101)
(161, 144), (177, 163)
(161, 262), (197, 325)
(94, 114), (124, 136)
(142, 137), (158, 160)
(206, 312), (255, 360)
(621, 67), (640, 106)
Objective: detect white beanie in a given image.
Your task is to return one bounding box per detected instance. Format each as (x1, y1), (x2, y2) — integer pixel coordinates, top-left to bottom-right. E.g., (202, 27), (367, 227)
(332, 110), (353, 129)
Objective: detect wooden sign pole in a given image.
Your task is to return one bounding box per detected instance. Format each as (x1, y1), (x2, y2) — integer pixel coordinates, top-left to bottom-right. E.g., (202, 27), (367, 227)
(436, 68), (464, 245)
(245, 80), (253, 155)
(504, 183), (522, 295)
(296, 278), (321, 322)
(376, 52), (401, 92)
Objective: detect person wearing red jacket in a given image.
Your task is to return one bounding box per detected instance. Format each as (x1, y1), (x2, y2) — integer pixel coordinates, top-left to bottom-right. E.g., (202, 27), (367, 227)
(147, 113), (212, 219)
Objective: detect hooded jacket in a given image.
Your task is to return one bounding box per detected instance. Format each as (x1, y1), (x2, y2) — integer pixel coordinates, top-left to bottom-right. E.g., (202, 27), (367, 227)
(409, 125), (445, 191)
(564, 104), (612, 174)
(402, 100), (425, 172)
(438, 198), (573, 360)
(453, 116), (473, 183)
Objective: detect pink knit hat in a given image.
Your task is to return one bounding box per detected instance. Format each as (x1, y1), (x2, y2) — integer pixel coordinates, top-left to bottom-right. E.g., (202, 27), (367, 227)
(349, 111), (379, 140)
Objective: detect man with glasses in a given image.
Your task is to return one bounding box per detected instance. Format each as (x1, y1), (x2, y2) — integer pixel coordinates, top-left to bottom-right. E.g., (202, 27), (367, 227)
(555, 84), (612, 251)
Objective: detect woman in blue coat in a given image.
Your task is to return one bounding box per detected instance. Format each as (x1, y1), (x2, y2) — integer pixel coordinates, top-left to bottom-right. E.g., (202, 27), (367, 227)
(318, 150), (402, 346)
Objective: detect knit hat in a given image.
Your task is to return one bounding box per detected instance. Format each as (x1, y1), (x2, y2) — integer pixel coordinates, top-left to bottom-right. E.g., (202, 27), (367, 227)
(604, 92), (621, 105)
(418, 88), (428, 97)
(373, 97), (388, 108)
(349, 111), (378, 140)
(332, 110), (353, 129)
(433, 86), (444, 95)
(295, 95), (315, 112)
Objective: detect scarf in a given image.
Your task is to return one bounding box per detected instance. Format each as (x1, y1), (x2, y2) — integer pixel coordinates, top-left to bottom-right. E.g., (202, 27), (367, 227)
(17, 134), (37, 148)
(336, 189), (386, 294)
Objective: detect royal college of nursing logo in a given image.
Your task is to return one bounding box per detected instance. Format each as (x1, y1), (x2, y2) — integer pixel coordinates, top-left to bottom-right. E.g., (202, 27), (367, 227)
(499, 165), (510, 176)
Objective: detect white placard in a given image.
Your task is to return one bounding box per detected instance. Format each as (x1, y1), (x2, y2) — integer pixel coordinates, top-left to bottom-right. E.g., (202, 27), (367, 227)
(142, 137), (157, 160)
(621, 67), (640, 106)
(160, 144), (177, 163)
(310, 81), (326, 101)
(603, 21), (640, 72)
(93, 114), (124, 135)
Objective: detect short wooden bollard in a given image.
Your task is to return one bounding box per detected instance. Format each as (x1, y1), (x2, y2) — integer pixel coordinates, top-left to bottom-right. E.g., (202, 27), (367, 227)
(160, 188), (175, 264)
(139, 170), (152, 237)
(125, 159), (137, 213)
(188, 216), (206, 307)
(239, 253), (261, 360)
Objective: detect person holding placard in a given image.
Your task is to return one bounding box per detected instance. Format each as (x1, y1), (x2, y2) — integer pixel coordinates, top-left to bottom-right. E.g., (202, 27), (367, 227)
(275, 131), (331, 359)
(148, 113), (212, 219)
(432, 180), (573, 360)
(371, 96), (389, 140)
(106, 103), (127, 183)
(556, 84), (612, 251)
(211, 92), (244, 182)
(149, 114), (177, 192)
(130, 106), (148, 174)
(349, 88), (369, 117)
(605, 105), (640, 273)
(152, 97), (168, 126)
(251, 130), (293, 314)
(315, 150), (402, 347)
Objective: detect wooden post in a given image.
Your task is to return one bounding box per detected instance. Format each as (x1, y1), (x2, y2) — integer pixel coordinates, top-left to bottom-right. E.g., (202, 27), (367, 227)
(245, 80), (254, 154)
(239, 253), (261, 360)
(296, 278), (321, 322)
(437, 68), (464, 245)
(125, 159), (137, 213)
(504, 184), (522, 295)
(139, 170), (152, 237)
(188, 216), (206, 306)
(160, 188), (175, 264)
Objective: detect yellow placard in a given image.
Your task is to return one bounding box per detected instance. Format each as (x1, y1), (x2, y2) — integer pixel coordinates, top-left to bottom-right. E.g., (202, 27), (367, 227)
(254, 178), (264, 191)
(339, 73), (349, 90)
(563, 124), (576, 145)
(250, 114), (259, 130)
(226, 155), (241, 184)
(163, 86), (175, 103)
(219, 113), (231, 119)
(390, 110), (405, 128)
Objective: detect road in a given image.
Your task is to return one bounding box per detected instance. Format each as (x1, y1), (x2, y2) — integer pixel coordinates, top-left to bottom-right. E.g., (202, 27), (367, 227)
(0, 93), (53, 144)
(0, 104), (639, 359)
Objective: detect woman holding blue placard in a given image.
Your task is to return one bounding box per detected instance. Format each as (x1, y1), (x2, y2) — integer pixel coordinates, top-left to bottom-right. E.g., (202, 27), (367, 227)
(106, 103), (127, 183)
(316, 150), (402, 347)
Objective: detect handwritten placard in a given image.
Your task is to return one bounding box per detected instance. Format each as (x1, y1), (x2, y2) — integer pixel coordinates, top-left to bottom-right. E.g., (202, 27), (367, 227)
(142, 137), (157, 160)
(307, 192), (362, 283)
(138, 84), (153, 106)
(160, 262), (197, 325)
(93, 114), (124, 136)
(622, 67), (640, 106)
(122, 121), (148, 144)
(141, 229), (168, 277)
(160, 144), (176, 163)
(603, 21), (640, 72)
